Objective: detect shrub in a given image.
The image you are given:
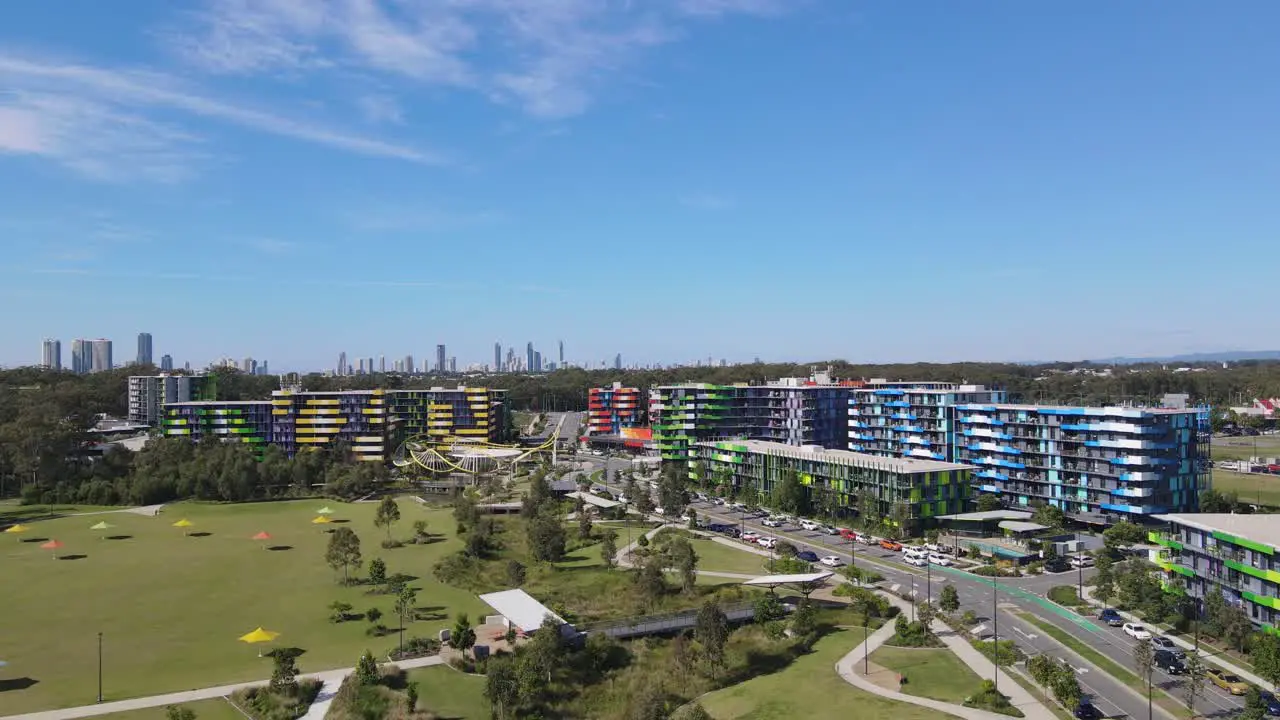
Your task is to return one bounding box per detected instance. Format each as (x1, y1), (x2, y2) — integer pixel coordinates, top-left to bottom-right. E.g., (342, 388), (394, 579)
(972, 564), (1016, 578)
(231, 679), (322, 720)
(389, 637), (440, 661)
(1048, 585), (1081, 606)
(961, 610), (979, 626)
(964, 679), (1023, 717)
(380, 538), (404, 550)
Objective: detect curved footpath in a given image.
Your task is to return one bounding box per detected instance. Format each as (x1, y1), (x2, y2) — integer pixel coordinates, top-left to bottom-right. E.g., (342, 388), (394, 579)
(836, 591), (1054, 720)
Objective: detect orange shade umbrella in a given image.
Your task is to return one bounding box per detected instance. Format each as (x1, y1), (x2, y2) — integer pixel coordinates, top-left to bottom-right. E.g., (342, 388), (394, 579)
(252, 531), (272, 541)
(40, 539), (63, 559)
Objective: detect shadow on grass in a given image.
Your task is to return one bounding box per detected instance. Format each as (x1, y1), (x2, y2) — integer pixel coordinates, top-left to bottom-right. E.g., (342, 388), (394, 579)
(58, 554), (88, 561)
(330, 519), (351, 524)
(106, 535), (132, 541)
(268, 545), (293, 552)
(0, 677), (39, 692)
(414, 605), (448, 621)
(267, 646), (306, 660)
(20, 537), (50, 544)
(189, 532), (213, 538)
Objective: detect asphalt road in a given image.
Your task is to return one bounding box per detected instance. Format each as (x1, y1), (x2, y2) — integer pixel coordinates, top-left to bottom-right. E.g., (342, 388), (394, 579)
(685, 500), (1248, 720)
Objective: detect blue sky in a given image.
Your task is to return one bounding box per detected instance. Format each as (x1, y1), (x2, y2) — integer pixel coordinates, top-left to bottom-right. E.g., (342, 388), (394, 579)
(3, 1), (1279, 371)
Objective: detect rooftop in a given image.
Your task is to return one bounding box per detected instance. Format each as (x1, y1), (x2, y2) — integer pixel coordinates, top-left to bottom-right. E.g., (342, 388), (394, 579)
(478, 588), (566, 633)
(958, 403), (1197, 416)
(1155, 513), (1280, 550)
(934, 510), (1035, 522)
(695, 439), (973, 474)
(742, 571), (835, 587)
(997, 520), (1051, 533)
(164, 400), (271, 407)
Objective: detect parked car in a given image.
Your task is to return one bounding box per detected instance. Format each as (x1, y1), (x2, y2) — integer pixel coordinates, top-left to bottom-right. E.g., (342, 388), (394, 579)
(1098, 609), (1123, 626)
(797, 551), (819, 562)
(839, 528), (858, 540)
(905, 555), (927, 567)
(741, 531), (760, 543)
(862, 534), (882, 546)
(1150, 636), (1183, 656)
(758, 537), (778, 550)
(820, 555), (843, 567)
(762, 517), (784, 528)
(928, 553), (952, 566)
(1207, 668), (1250, 695)
(1154, 649), (1185, 675)
(1045, 558), (1071, 573)
(1123, 623), (1152, 640)
(1258, 690), (1280, 716)
(821, 525), (841, 536)
(1070, 555), (1095, 568)
(711, 497), (727, 506)
(1073, 701), (1101, 720)
(800, 520), (820, 531)
(880, 539), (903, 552)
(924, 542), (943, 553)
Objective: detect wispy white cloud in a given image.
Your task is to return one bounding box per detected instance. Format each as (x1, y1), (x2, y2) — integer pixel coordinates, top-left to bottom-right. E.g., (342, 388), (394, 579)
(356, 94), (404, 124)
(168, 0), (791, 119)
(0, 52), (440, 181)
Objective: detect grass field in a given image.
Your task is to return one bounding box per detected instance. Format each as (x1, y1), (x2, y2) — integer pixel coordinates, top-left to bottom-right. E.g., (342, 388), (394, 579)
(869, 646), (984, 703)
(698, 628), (951, 720)
(1211, 435), (1280, 461)
(403, 665), (487, 719)
(685, 536), (770, 575)
(1211, 468), (1280, 507)
(0, 498), (493, 714)
(93, 698), (245, 720)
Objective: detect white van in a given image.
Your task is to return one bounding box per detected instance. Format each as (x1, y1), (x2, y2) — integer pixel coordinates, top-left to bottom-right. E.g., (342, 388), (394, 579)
(903, 546), (929, 561)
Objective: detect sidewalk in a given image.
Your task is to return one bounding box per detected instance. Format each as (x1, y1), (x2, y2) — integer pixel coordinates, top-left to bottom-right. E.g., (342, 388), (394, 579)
(2, 656), (445, 720)
(835, 592), (1055, 720)
(1079, 585), (1270, 688)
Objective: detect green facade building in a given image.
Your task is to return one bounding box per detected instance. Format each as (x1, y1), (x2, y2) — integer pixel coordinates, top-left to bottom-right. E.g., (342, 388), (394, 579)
(691, 439), (975, 535)
(161, 401), (273, 448)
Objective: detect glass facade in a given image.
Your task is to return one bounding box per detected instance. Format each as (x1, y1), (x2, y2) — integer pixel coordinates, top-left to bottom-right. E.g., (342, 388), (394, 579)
(1151, 515), (1280, 632)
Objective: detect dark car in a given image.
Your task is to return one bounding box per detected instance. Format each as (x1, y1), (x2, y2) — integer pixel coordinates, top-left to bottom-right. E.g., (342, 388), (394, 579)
(1045, 558), (1071, 573)
(797, 551), (819, 562)
(1098, 609), (1124, 626)
(1260, 691), (1280, 716)
(1073, 701), (1101, 720)
(1154, 649), (1184, 675)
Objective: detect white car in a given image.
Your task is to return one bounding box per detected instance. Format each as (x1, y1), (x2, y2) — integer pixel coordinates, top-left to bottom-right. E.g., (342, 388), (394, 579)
(927, 553), (952, 566)
(757, 537), (777, 549)
(905, 555), (927, 567)
(819, 555), (843, 568)
(762, 517), (783, 528)
(800, 520), (820, 531)
(1123, 623), (1152, 640)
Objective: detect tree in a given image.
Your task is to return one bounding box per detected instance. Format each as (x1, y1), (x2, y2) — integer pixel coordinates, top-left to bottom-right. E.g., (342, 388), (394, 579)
(374, 496), (401, 542)
(1221, 604), (1254, 652)
(791, 599), (818, 643)
(1103, 520), (1146, 552)
(940, 584), (961, 614)
(1243, 687), (1269, 720)
(754, 594), (786, 623)
(1133, 638), (1154, 720)
(636, 556), (667, 602)
(1181, 652), (1207, 718)
(1049, 659), (1082, 709)
(916, 601), (937, 636)
(634, 485), (655, 514)
(325, 527), (363, 583)
(1042, 542), (1058, 563)
(665, 537), (699, 593)
(694, 599), (730, 674)
(366, 607), (382, 626)
(527, 507), (567, 562)
(395, 584), (418, 651)
(484, 655), (520, 720)
(1251, 631), (1280, 689)
(355, 649), (380, 686)
(578, 506), (593, 540)
(412, 519), (429, 540)
(269, 649), (299, 693)
(406, 681), (419, 713)
(1032, 503), (1066, 530)
(976, 493), (1001, 512)
(452, 613), (477, 658)
(687, 510), (698, 530)
(526, 614), (566, 684)
(600, 529), (618, 568)
(164, 706), (196, 720)
(329, 600), (354, 623)
(659, 465), (689, 515)
(506, 559), (527, 587)
(673, 704), (713, 720)
(368, 557), (387, 589)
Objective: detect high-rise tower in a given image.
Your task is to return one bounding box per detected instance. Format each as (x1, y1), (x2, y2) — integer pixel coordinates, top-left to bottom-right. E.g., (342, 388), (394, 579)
(137, 332), (153, 365)
(42, 338), (62, 370)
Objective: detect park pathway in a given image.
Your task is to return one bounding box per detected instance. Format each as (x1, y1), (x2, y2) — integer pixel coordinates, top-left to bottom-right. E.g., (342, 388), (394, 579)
(1, 656), (444, 720)
(834, 591), (1055, 720)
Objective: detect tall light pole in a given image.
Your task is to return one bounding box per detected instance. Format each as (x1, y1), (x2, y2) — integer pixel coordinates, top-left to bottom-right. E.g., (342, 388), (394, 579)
(1077, 547), (1084, 603)
(992, 577), (999, 695)
(97, 632), (103, 703)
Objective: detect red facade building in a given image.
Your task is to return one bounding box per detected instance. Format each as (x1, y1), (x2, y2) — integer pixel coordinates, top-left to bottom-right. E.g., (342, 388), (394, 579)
(587, 383), (642, 435)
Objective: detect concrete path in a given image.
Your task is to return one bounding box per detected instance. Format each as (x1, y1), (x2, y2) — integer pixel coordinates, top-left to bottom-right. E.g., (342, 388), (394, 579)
(68, 504), (165, 518)
(834, 591), (1055, 720)
(1079, 585), (1270, 687)
(1, 656), (445, 720)
(297, 674), (343, 720)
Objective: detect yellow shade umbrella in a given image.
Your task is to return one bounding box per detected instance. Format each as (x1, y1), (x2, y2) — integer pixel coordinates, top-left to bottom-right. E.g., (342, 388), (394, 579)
(4, 524), (30, 542)
(238, 627), (281, 657)
(311, 515), (332, 525)
(316, 506), (335, 515)
(172, 519), (194, 536)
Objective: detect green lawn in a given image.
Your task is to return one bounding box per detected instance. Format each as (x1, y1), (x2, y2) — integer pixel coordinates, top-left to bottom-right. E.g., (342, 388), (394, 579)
(403, 665), (488, 719)
(869, 646), (984, 703)
(0, 498), (493, 714)
(1211, 435), (1280, 461)
(698, 628), (952, 720)
(687, 536), (771, 575)
(1211, 468), (1280, 507)
(91, 698), (245, 720)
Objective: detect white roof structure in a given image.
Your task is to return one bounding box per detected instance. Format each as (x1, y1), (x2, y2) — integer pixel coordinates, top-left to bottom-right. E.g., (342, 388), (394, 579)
(567, 491), (620, 509)
(478, 589), (566, 633)
(742, 571), (834, 587)
(1155, 513), (1280, 550)
(998, 520), (1050, 533)
(935, 510), (1034, 522)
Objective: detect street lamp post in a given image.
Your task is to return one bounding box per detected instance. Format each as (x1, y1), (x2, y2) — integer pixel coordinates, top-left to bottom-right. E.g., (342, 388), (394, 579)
(97, 632), (103, 703)
(911, 576), (916, 622)
(863, 622), (869, 675)
(1077, 548), (1084, 603)
(992, 577), (999, 694)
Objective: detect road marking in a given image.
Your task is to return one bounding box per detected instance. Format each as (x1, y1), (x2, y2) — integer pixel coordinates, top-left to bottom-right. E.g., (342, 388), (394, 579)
(1013, 627), (1039, 641)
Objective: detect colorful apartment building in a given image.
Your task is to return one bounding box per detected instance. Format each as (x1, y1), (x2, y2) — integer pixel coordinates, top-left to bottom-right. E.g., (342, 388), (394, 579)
(952, 404), (1207, 519)
(129, 373), (212, 426)
(848, 381), (1007, 461)
(1150, 514), (1280, 630)
(587, 382), (643, 435)
(161, 401), (273, 448)
(651, 374), (858, 462)
(386, 387), (510, 443)
(691, 439), (974, 535)
(270, 389), (390, 462)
